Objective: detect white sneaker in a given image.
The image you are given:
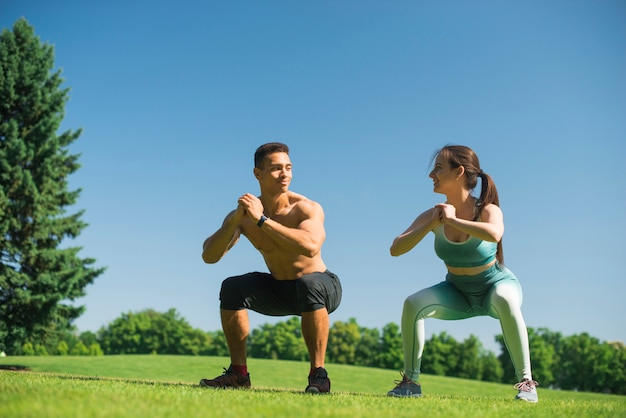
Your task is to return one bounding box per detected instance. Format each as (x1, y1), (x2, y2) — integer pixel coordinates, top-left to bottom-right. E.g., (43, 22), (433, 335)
(514, 379), (539, 403)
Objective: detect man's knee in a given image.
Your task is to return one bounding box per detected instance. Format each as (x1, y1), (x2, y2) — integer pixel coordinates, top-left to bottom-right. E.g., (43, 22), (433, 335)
(219, 275), (246, 310)
(296, 273), (341, 314)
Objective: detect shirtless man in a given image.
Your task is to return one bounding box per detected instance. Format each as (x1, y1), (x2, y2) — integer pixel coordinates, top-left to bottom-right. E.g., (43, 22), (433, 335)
(199, 142), (342, 393)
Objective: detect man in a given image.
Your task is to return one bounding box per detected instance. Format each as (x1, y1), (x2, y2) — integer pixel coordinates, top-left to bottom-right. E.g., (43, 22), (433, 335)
(200, 142), (342, 393)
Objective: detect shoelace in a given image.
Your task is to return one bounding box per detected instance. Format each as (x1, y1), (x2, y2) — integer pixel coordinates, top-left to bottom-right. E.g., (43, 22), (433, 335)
(393, 371), (415, 387)
(309, 368), (327, 380)
(514, 379), (539, 392)
(214, 367), (237, 381)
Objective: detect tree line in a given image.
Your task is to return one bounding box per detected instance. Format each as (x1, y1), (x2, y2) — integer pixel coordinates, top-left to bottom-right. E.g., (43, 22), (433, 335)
(13, 308), (626, 395)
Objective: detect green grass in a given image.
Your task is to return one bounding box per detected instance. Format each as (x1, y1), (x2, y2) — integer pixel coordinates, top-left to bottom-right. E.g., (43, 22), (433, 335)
(1, 355), (624, 417)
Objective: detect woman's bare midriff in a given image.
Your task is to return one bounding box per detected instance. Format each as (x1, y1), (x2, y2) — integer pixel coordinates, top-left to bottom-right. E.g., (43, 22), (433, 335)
(446, 259), (496, 276)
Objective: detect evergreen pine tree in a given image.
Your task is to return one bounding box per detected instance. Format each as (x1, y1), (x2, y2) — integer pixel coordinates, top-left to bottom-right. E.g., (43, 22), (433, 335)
(0, 18), (104, 354)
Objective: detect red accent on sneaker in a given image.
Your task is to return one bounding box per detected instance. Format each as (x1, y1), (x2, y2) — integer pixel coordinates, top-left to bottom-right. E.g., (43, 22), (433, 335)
(199, 367), (251, 389)
(231, 364), (248, 376)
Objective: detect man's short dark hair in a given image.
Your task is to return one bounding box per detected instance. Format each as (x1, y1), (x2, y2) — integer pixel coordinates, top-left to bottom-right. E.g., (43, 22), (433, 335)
(254, 142), (290, 168)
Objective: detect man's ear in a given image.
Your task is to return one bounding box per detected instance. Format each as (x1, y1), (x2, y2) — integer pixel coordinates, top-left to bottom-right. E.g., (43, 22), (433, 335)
(253, 167), (261, 180)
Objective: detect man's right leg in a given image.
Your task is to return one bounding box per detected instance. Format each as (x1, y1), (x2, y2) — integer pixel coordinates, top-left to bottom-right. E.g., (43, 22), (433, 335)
(201, 272), (300, 389)
(218, 272), (274, 367)
(200, 272), (270, 389)
(199, 309), (252, 389)
(221, 308), (249, 366)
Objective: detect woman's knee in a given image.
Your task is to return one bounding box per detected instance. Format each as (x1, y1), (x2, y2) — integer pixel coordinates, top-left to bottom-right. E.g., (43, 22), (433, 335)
(403, 291), (430, 317)
(490, 283), (522, 313)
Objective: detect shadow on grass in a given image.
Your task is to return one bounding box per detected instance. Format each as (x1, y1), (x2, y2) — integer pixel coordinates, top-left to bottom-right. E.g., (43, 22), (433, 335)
(0, 365), (30, 371)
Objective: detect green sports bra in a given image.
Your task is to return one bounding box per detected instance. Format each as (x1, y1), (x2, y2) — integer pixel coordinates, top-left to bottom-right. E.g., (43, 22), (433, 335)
(433, 225), (497, 268)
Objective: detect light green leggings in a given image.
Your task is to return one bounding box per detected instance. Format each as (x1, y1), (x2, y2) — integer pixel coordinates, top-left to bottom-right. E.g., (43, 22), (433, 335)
(401, 264), (532, 382)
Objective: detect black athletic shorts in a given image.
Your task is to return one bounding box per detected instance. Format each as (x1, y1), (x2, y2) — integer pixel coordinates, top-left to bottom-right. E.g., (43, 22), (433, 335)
(219, 270), (342, 315)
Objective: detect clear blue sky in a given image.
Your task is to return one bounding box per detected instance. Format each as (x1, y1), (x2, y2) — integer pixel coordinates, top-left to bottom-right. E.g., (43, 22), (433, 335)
(2, 1), (624, 354)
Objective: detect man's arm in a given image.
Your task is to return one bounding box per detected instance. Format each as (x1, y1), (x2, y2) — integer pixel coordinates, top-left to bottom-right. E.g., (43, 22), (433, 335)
(202, 206), (244, 263)
(260, 200), (326, 258)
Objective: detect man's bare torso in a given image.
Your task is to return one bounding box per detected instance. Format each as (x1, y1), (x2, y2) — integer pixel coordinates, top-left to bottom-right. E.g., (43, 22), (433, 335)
(239, 192), (327, 280)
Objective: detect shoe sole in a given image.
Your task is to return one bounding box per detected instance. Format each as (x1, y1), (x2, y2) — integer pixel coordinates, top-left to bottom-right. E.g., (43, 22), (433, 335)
(199, 380), (250, 389)
(387, 392), (422, 398)
(199, 380), (215, 388)
(305, 386), (330, 394)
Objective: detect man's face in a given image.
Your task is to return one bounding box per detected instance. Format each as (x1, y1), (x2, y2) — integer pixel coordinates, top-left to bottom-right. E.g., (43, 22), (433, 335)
(254, 152), (292, 192)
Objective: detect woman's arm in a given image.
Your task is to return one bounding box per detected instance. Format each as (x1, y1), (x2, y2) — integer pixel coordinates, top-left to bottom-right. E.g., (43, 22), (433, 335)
(437, 203), (504, 242)
(390, 208), (441, 257)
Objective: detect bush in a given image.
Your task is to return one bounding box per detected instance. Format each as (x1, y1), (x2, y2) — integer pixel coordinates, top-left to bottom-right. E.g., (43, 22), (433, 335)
(88, 343), (104, 356)
(57, 341), (69, 356)
(70, 341), (89, 356)
(21, 342), (35, 356)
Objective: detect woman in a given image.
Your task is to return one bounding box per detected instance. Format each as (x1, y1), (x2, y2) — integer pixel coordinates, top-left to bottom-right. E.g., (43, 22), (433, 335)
(387, 145), (538, 402)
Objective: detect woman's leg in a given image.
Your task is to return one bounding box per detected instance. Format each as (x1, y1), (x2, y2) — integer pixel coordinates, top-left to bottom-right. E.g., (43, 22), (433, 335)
(488, 279), (532, 381)
(401, 281), (472, 381)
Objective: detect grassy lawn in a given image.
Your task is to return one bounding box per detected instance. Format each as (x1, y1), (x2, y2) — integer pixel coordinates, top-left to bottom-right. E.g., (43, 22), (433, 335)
(1, 355), (624, 417)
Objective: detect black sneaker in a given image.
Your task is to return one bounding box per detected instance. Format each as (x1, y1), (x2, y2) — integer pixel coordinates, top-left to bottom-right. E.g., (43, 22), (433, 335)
(387, 372), (422, 397)
(199, 366), (251, 389)
(305, 367), (331, 393)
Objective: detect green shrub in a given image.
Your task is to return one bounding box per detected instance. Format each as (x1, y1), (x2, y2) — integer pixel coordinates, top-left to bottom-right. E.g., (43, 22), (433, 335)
(57, 341), (69, 356)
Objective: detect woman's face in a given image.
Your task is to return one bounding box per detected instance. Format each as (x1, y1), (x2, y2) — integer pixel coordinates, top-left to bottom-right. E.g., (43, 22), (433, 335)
(429, 153), (459, 194)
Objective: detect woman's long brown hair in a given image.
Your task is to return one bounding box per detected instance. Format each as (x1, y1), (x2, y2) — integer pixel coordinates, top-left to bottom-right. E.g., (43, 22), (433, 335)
(436, 145), (504, 265)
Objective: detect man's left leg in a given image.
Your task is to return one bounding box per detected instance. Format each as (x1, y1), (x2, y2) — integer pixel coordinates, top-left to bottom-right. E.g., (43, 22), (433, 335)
(296, 271), (341, 393)
(301, 307), (329, 369)
(302, 307), (331, 393)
